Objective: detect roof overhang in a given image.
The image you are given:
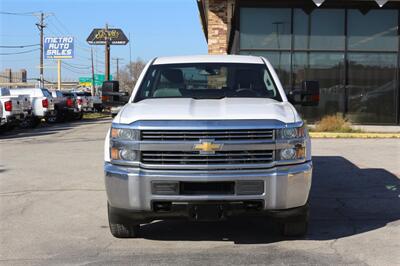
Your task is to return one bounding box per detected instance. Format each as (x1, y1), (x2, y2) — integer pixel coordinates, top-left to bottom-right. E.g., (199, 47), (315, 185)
(312, 0), (396, 7)
(197, 0), (400, 42)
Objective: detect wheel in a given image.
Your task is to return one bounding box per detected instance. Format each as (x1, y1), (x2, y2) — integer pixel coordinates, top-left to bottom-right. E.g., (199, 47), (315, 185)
(0, 124), (7, 133)
(46, 109), (58, 123)
(19, 118), (31, 129)
(280, 209), (309, 237)
(73, 112), (83, 120)
(109, 222), (140, 238)
(27, 117), (41, 128)
(108, 203), (140, 238)
(281, 219), (308, 237)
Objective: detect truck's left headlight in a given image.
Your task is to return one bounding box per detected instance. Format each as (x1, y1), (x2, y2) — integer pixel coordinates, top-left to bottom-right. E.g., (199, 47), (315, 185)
(111, 147), (138, 161)
(111, 128), (140, 140)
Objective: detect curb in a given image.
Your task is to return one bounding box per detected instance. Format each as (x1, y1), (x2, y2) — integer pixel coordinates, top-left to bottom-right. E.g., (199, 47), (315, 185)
(309, 132), (400, 138)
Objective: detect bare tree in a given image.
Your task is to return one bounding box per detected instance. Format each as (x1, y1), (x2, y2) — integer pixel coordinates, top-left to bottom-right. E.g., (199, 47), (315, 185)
(115, 58), (146, 94)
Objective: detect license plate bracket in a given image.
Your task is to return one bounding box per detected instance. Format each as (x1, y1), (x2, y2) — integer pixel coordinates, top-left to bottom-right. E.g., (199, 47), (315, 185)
(190, 204), (223, 221)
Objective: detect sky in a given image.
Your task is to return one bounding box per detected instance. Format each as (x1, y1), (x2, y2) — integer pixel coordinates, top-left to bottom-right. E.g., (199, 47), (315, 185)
(0, 0), (207, 81)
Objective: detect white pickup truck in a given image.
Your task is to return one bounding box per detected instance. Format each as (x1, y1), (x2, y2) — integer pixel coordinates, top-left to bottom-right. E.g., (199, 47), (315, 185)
(71, 91), (93, 112)
(0, 88), (24, 131)
(104, 55), (319, 238)
(10, 88), (55, 127)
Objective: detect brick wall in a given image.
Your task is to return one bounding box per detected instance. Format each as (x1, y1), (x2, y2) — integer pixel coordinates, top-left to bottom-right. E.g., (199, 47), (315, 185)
(207, 0), (229, 54)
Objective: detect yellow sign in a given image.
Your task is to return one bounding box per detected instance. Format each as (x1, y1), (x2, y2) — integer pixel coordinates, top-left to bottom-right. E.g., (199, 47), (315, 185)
(79, 82), (92, 87)
(193, 141), (222, 154)
(94, 29), (120, 40)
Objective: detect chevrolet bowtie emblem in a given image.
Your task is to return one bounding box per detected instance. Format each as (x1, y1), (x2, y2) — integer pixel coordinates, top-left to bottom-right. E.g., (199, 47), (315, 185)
(193, 141), (222, 154)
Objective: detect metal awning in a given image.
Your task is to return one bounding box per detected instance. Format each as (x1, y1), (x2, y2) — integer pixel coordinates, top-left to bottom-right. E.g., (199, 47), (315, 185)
(312, 0), (399, 7)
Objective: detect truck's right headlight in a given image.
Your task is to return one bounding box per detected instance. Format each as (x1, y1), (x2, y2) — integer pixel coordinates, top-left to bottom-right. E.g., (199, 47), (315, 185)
(111, 128), (140, 140)
(279, 144), (306, 161)
(277, 126), (306, 139)
(280, 148), (296, 160)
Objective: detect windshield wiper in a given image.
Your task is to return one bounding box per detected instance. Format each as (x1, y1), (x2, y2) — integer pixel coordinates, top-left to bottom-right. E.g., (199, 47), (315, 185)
(190, 96), (226, 100)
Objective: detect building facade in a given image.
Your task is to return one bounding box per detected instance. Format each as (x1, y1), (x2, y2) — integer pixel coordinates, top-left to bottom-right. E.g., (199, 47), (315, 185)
(198, 0), (400, 124)
(0, 69), (27, 83)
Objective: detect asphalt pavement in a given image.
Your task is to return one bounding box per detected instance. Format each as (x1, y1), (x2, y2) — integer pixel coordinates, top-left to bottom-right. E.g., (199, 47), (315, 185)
(0, 119), (399, 265)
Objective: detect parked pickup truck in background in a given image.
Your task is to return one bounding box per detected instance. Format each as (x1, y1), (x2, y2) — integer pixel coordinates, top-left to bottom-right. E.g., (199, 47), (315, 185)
(10, 88), (55, 127)
(91, 94), (103, 112)
(71, 91), (93, 112)
(0, 88), (24, 131)
(104, 55), (320, 238)
(60, 91), (83, 120)
(49, 90), (82, 122)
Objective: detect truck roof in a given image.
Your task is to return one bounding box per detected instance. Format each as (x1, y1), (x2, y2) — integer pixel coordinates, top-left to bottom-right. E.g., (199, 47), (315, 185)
(152, 55), (265, 65)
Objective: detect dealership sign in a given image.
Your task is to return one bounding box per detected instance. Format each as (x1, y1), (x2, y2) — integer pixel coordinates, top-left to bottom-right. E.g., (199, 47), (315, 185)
(44, 36), (74, 59)
(86, 28), (128, 45)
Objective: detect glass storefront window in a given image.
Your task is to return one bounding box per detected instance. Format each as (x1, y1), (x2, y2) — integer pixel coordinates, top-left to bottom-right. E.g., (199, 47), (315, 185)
(294, 9), (345, 50)
(293, 52), (345, 122)
(238, 7), (399, 124)
(347, 53), (397, 124)
(240, 51), (291, 89)
(348, 9), (398, 51)
(240, 8), (291, 49)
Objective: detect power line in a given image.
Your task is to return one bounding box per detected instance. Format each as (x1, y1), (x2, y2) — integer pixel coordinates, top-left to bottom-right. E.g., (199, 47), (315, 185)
(62, 64), (91, 75)
(0, 11), (40, 16)
(53, 15), (91, 50)
(46, 19), (93, 60)
(62, 61), (91, 69)
(0, 44), (39, 48)
(48, 15), (91, 52)
(0, 48), (39, 55)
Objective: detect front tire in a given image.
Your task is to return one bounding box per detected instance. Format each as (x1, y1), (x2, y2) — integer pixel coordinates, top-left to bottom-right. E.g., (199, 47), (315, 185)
(73, 112), (83, 120)
(46, 109), (58, 123)
(281, 219), (308, 237)
(280, 204), (309, 237)
(108, 203), (140, 238)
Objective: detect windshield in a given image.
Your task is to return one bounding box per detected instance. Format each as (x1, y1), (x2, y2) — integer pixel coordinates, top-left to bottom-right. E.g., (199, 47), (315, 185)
(41, 89), (51, 97)
(62, 92), (73, 97)
(134, 63), (282, 102)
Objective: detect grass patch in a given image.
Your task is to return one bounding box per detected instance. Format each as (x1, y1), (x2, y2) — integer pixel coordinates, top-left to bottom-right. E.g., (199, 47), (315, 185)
(311, 113), (362, 133)
(83, 112), (110, 120)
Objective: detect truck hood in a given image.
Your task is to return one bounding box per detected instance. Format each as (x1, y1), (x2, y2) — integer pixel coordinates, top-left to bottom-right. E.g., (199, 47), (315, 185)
(117, 98), (298, 124)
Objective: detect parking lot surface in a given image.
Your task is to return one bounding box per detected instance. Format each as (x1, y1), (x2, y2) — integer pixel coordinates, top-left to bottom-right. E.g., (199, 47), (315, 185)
(0, 119), (399, 265)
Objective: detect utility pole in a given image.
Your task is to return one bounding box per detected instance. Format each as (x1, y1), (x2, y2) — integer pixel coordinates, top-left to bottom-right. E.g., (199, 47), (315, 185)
(91, 47), (95, 96)
(57, 59), (61, 90)
(104, 23), (111, 81)
(112, 57), (123, 81)
(87, 24), (128, 81)
(36, 12), (45, 88)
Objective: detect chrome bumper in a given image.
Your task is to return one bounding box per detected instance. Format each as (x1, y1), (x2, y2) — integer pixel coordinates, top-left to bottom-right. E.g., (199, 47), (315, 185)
(105, 161), (312, 211)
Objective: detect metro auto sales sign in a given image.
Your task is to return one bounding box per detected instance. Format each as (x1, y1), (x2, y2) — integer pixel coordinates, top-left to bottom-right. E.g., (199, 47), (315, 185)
(44, 36), (74, 59)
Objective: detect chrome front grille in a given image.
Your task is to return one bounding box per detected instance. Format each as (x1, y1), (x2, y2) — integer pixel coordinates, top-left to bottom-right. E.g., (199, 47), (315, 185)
(141, 150), (274, 165)
(141, 129), (274, 141)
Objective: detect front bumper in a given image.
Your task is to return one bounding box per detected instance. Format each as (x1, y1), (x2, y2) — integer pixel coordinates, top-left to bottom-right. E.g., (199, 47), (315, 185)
(64, 107), (81, 114)
(105, 161), (312, 212)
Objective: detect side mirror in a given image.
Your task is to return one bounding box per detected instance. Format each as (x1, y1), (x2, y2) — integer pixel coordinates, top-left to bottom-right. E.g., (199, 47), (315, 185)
(101, 81), (130, 106)
(287, 81), (320, 107)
